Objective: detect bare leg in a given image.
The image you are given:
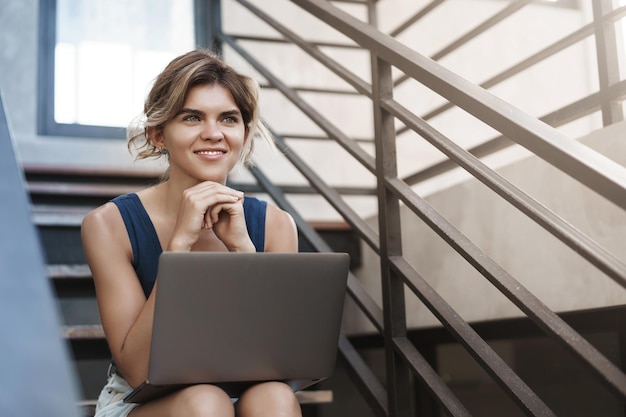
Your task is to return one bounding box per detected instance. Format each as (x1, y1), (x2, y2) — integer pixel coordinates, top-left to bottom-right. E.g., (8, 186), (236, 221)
(129, 384), (235, 417)
(236, 382), (302, 417)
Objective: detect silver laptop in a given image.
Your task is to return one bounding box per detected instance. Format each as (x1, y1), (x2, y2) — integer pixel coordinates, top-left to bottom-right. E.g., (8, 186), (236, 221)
(124, 251), (350, 403)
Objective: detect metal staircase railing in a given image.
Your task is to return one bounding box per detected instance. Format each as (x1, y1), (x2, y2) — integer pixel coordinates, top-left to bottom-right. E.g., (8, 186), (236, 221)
(207, 0), (626, 416)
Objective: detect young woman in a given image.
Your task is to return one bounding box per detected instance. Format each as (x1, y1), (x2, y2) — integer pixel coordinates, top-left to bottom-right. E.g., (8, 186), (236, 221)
(81, 49), (301, 417)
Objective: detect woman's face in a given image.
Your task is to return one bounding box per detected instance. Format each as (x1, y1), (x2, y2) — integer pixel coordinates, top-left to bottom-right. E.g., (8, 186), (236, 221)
(156, 83), (247, 185)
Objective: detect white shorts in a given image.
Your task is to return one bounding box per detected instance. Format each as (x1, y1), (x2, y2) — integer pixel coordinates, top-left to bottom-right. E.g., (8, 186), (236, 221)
(93, 367), (139, 417)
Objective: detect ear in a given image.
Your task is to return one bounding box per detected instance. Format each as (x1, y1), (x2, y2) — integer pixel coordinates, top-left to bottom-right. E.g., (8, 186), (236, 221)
(147, 126), (165, 149)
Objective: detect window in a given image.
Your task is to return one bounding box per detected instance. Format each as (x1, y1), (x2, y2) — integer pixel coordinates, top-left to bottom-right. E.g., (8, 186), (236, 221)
(38, 0), (197, 138)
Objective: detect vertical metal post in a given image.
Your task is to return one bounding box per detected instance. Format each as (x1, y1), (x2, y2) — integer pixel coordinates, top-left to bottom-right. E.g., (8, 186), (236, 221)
(592, 0), (623, 125)
(368, 1), (412, 416)
(618, 315), (626, 417)
(195, 0), (223, 56)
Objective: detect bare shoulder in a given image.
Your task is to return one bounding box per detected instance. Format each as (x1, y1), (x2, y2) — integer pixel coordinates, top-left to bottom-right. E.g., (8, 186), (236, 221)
(81, 201), (131, 262)
(264, 202), (298, 252)
(82, 202), (123, 240)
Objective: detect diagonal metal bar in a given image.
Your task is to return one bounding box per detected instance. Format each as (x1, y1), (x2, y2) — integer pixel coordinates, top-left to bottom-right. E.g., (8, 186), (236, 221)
(248, 163), (387, 414)
(403, 23), (594, 128)
(397, 5), (626, 130)
(339, 335), (389, 417)
(233, 0), (372, 97)
(265, 127), (380, 252)
(229, 33), (362, 49)
(386, 176), (626, 401)
(291, 0), (626, 211)
(388, 0), (445, 38)
(221, 33), (377, 176)
(393, 0), (534, 86)
(389, 257), (557, 417)
(432, 0), (532, 62)
(247, 162), (384, 333)
(393, 337), (473, 417)
(402, 77), (626, 186)
(384, 97), (626, 289)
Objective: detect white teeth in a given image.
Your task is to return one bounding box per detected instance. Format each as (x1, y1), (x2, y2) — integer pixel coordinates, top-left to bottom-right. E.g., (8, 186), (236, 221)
(196, 150), (224, 155)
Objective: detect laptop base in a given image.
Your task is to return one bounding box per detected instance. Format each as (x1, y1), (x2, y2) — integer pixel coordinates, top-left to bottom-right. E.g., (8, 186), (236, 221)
(124, 378), (326, 403)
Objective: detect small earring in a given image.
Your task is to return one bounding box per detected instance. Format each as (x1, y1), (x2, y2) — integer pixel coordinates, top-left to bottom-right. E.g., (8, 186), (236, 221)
(159, 147), (168, 155)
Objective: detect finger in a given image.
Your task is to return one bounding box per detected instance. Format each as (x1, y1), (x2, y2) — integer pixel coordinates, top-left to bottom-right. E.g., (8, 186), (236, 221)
(209, 198), (242, 225)
(191, 182), (244, 200)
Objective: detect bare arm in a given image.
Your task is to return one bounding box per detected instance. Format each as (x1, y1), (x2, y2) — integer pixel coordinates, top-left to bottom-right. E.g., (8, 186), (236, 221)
(264, 203), (298, 253)
(81, 203), (155, 388)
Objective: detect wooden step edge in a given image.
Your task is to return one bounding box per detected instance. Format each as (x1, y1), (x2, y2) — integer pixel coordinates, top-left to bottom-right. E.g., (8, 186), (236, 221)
(64, 325), (105, 339)
(31, 205), (92, 226)
(76, 389), (332, 412)
(33, 212), (85, 227)
(295, 389), (333, 404)
(32, 204), (95, 215)
(23, 163), (165, 179)
(47, 264), (92, 279)
(28, 181), (143, 197)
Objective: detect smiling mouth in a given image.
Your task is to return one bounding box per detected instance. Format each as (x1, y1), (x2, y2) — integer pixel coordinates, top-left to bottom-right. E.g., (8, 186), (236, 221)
(194, 150), (226, 155)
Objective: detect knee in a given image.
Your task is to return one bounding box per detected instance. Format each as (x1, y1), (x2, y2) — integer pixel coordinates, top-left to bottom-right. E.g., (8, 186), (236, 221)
(238, 382), (301, 416)
(174, 384), (234, 417)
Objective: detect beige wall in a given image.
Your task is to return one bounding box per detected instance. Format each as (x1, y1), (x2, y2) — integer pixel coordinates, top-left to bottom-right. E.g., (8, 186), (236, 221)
(343, 120), (626, 334)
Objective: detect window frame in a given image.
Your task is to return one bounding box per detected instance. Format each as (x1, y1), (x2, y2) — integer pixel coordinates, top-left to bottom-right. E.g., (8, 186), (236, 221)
(37, 0), (219, 139)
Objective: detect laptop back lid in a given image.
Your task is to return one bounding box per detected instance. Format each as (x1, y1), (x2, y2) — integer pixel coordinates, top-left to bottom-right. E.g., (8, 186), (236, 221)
(148, 252), (349, 387)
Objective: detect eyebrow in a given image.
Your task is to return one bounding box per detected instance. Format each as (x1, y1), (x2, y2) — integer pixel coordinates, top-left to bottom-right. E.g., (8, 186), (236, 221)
(177, 108), (204, 118)
(176, 108), (242, 118)
(220, 109), (242, 118)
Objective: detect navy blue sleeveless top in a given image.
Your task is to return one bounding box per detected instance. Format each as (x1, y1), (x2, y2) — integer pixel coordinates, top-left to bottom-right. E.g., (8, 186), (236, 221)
(111, 193), (267, 298)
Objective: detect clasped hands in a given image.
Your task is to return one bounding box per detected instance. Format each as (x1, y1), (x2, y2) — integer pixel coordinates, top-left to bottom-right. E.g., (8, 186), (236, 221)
(168, 181), (254, 252)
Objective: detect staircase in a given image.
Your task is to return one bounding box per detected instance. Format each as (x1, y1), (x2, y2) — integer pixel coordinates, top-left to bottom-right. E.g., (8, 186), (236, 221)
(27, 165), (154, 414)
(3, 0), (626, 416)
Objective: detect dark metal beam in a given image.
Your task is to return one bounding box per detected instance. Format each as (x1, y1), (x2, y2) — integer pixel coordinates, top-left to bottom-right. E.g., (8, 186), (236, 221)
(195, 0), (223, 54)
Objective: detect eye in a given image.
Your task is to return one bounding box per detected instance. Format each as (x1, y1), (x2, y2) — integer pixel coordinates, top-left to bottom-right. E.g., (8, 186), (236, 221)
(223, 115), (239, 124)
(183, 114), (201, 122)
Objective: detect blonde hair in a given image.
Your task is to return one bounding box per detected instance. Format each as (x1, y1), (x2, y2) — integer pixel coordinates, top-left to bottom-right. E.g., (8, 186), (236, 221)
(127, 49), (273, 166)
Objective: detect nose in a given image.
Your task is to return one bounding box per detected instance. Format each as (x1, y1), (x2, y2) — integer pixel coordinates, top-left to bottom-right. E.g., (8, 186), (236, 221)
(202, 121), (224, 141)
